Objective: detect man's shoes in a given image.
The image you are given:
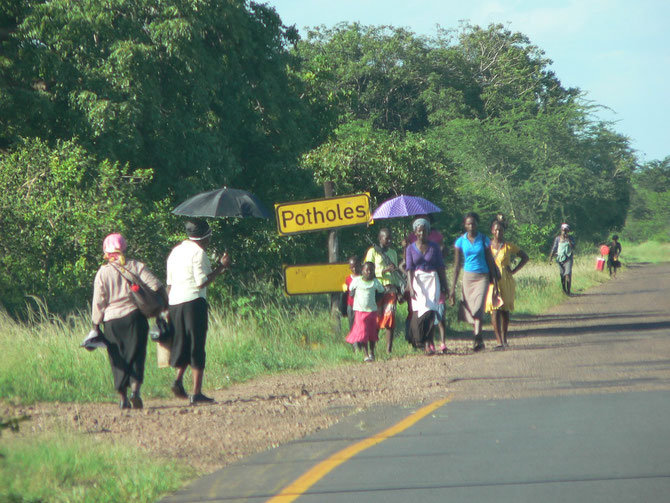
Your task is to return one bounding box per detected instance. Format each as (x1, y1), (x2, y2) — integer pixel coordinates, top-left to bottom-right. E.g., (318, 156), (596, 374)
(129, 391), (143, 409)
(190, 393), (214, 405)
(119, 397), (131, 410)
(171, 380), (188, 399)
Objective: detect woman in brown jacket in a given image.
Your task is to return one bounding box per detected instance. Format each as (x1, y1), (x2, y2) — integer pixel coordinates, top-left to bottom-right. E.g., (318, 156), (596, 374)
(91, 233), (166, 409)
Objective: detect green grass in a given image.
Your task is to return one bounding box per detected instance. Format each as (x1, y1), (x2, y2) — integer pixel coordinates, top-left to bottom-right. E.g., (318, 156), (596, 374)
(0, 432), (195, 503)
(513, 254), (608, 315)
(620, 240), (670, 264)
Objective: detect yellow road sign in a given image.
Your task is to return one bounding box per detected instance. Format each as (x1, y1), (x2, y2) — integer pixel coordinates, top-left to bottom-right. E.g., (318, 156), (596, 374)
(275, 193), (370, 236)
(283, 263), (351, 296)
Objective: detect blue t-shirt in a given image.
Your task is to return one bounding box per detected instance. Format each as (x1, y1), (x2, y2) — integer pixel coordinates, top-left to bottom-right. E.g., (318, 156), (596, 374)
(454, 232), (490, 273)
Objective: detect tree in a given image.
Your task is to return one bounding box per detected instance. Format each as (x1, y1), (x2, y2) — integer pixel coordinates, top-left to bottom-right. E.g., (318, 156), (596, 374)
(297, 23), (435, 132)
(0, 138), (154, 314)
(623, 156), (670, 242)
(296, 22), (636, 253)
(0, 0), (327, 312)
(4, 0), (316, 199)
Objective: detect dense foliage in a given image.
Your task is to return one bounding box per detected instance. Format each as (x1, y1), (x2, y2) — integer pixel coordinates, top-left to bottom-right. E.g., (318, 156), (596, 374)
(0, 3), (664, 315)
(296, 23), (636, 255)
(622, 156), (670, 242)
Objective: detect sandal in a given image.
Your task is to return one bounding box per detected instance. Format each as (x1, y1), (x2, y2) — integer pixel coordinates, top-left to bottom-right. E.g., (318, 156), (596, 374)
(439, 343), (448, 354)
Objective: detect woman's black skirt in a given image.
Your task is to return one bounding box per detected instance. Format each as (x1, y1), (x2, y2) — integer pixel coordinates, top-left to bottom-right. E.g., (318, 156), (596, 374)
(103, 309), (149, 392)
(169, 297), (208, 370)
(406, 310), (436, 348)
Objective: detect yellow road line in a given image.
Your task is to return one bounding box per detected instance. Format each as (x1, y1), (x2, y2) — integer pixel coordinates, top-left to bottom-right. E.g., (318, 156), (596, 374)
(266, 395), (452, 503)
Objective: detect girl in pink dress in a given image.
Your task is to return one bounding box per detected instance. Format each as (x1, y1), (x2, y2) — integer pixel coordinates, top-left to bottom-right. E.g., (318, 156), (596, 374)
(346, 262), (384, 362)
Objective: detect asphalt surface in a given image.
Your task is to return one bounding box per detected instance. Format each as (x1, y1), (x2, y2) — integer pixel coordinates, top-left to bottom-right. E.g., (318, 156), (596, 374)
(162, 262), (670, 502)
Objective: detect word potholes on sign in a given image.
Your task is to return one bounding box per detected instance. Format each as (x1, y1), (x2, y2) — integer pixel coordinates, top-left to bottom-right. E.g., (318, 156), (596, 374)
(275, 194), (370, 235)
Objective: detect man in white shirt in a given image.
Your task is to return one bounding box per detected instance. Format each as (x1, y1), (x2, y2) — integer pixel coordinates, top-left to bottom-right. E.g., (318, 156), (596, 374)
(167, 219), (230, 404)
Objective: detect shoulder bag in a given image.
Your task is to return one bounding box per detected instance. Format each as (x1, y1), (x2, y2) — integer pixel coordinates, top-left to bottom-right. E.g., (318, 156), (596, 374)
(110, 262), (165, 319)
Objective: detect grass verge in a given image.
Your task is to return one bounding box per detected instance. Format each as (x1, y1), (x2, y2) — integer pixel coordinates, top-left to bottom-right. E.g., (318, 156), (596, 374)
(0, 432), (195, 503)
(620, 240), (670, 264)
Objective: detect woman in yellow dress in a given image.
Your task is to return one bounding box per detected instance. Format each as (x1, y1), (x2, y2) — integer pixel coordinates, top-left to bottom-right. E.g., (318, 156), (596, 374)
(486, 219), (529, 349)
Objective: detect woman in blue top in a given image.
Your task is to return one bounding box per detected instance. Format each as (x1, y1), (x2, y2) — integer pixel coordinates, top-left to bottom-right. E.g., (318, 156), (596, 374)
(448, 212), (498, 351)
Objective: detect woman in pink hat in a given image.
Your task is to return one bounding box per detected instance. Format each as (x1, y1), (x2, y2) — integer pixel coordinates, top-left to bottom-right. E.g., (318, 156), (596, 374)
(91, 233), (167, 409)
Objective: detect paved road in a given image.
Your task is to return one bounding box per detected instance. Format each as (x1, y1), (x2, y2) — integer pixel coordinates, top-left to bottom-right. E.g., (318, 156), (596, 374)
(279, 391), (670, 502)
(163, 263), (670, 502)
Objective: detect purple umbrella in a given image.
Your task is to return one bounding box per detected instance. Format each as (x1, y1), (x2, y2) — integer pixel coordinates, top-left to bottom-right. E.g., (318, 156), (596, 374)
(372, 195), (441, 219)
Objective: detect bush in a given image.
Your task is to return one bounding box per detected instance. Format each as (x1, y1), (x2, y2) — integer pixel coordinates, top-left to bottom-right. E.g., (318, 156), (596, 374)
(0, 138), (155, 315)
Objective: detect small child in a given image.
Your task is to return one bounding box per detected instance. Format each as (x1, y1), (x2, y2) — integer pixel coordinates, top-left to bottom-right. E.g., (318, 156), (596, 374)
(346, 261), (384, 362)
(344, 256), (361, 331)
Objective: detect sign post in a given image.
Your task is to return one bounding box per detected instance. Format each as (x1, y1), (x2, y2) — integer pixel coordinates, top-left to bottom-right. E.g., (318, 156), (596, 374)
(275, 191), (371, 335)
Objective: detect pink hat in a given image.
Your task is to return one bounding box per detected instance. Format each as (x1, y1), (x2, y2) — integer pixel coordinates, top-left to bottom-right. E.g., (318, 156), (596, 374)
(102, 233), (127, 254)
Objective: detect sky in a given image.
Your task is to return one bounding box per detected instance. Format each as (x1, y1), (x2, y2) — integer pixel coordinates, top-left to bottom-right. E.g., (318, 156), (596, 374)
(264, 0), (669, 163)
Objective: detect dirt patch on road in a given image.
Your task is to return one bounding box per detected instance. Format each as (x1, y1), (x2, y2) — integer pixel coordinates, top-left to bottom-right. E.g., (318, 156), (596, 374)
(4, 263), (670, 474)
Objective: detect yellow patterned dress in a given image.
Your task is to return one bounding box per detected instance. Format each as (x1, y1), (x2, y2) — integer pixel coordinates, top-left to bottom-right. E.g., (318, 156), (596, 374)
(485, 242), (521, 313)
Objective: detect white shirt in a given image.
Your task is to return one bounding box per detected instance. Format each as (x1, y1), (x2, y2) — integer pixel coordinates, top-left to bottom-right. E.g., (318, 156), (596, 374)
(350, 276), (384, 312)
(166, 240), (212, 305)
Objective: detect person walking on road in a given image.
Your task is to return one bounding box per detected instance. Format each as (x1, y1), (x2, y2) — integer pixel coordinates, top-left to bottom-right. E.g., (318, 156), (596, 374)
(91, 233), (167, 409)
(167, 219), (231, 404)
(343, 256), (361, 331)
(405, 218), (449, 354)
(405, 214), (447, 349)
(346, 261), (384, 362)
(364, 228), (403, 353)
(607, 235), (622, 278)
(449, 212), (498, 352)
(548, 223), (576, 295)
(485, 218), (529, 349)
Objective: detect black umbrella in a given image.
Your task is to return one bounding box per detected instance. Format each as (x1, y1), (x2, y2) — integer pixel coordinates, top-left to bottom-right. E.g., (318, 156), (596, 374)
(172, 187), (271, 219)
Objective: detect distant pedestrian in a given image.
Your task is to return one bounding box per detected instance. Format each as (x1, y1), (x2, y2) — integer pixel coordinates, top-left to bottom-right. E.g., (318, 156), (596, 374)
(346, 261), (384, 362)
(364, 228), (403, 353)
(449, 212), (498, 352)
(91, 233), (167, 409)
(548, 223), (576, 295)
(486, 218), (529, 349)
(166, 220), (231, 405)
(405, 218), (449, 354)
(607, 235), (622, 278)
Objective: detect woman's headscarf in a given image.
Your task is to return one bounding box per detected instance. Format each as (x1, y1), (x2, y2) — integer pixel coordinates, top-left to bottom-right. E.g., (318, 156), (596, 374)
(413, 218), (431, 233)
(103, 233), (127, 265)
